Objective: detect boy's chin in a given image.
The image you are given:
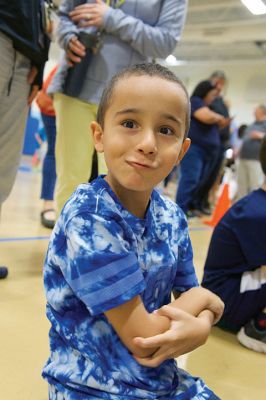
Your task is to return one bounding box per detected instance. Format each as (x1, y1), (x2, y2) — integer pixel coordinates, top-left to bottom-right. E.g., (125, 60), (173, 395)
(121, 178), (154, 193)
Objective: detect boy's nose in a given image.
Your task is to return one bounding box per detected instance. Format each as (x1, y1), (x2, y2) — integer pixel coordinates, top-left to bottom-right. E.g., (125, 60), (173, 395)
(137, 130), (158, 155)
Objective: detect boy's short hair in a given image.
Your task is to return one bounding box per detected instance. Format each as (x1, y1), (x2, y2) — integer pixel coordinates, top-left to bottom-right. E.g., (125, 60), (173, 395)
(259, 135), (266, 175)
(97, 63), (191, 137)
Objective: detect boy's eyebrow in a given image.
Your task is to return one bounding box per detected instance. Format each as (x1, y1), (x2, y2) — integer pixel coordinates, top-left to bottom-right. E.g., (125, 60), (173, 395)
(115, 108), (143, 117)
(161, 113), (182, 126)
(115, 109), (183, 126)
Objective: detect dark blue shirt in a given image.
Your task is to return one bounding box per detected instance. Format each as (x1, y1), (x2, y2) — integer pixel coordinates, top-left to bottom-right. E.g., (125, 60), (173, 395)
(188, 96), (220, 151)
(202, 189), (266, 306)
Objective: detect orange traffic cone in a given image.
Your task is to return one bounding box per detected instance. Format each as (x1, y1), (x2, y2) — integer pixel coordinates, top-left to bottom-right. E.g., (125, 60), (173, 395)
(204, 183), (231, 228)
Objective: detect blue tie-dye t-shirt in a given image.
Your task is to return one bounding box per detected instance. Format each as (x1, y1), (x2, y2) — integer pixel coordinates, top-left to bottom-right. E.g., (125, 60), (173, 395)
(43, 176), (217, 399)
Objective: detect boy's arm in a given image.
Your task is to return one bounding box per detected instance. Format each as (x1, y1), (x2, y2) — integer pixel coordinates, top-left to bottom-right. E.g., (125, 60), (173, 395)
(104, 295), (170, 358)
(171, 286), (224, 324)
(132, 288), (224, 368)
(133, 306), (214, 367)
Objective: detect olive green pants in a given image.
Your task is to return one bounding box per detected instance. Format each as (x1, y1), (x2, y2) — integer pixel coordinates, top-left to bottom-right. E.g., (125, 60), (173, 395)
(54, 93), (106, 215)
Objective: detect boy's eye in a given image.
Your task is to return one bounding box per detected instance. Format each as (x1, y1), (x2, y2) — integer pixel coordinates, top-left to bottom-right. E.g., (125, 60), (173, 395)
(160, 126), (174, 136)
(122, 120), (137, 129)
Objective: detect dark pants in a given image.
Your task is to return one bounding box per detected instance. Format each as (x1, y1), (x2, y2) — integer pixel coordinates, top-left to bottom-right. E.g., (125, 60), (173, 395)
(175, 144), (218, 212)
(196, 144), (225, 208)
(40, 113), (57, 201)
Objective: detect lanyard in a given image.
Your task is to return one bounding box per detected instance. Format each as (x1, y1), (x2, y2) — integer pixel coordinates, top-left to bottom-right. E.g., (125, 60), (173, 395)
(106, 0), (125, 8)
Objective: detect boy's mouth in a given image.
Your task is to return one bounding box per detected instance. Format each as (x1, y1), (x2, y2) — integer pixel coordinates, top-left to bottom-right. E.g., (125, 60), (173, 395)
(126, 160), (156, 169)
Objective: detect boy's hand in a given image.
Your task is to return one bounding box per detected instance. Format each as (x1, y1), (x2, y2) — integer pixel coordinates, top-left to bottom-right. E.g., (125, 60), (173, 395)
(204, 291), (224, 325)
(172, 286), (224, 326)
(133, 306), (212, 368)
(69, 0), (109, 28)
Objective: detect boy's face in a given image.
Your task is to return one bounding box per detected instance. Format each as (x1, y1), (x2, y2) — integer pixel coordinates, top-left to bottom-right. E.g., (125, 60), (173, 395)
(92, 75), (190, 198)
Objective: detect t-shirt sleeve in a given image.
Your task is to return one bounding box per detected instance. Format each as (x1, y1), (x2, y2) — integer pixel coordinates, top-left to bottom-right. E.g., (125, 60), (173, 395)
(61, 212), (146, 316)
(191, 96), (205, 115)
(172, 214), (199, 292)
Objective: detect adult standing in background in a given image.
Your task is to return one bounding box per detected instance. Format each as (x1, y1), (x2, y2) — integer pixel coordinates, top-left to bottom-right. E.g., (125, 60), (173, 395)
(236, 104), (266, 200)
(50, 0), (188, 215)
(196, 71), (231, 214)
(0, 0), (50, 278)
(209, 71), (230, 149)
(175, 80), (230, 217)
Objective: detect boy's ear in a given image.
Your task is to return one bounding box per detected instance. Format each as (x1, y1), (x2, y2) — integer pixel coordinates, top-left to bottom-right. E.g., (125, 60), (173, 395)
(176, 138), (190, 165)
(91, 121), (104, 153)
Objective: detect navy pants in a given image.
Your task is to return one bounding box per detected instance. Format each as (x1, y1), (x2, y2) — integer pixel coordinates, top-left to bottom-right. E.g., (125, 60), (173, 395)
(40, 113), (57, 201)
(176, 144), (218, 212)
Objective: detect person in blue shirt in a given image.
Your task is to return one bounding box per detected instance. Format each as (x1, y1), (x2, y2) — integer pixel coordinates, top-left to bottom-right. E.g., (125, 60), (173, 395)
(175, 80), (231, 218)
(43, 63), (224, 399)
(202, 136), (266, 354)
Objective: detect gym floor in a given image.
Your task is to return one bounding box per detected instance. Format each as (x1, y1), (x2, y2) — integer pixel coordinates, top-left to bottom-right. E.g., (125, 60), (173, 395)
(0, 158), (264, 400)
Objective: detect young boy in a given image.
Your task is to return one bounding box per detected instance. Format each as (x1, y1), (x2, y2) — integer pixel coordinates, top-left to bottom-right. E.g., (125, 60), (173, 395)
(43, 63), (224, 399)
(202, 136), (266, 353)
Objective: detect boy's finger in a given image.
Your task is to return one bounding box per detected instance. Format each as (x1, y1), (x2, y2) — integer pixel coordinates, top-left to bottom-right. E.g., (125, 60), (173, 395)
(156, 305), (189, 320)
(134, 347), (175, 368)
(149, 344), (176, 359)
(133, 330), (174, 348)
(134, 354), (164, 368)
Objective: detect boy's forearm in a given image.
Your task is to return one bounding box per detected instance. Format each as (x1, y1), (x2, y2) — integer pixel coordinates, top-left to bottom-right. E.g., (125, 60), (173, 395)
(105, 295), (170, 358)
(171, 287), (214, 315)
(132, 313), (170, 358)
(170, 287), (224, 324)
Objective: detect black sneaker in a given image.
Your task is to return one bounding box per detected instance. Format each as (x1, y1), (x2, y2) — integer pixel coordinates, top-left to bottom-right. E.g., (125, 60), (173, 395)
(237, 319), (266, 353)
(0, 266), (8, 279)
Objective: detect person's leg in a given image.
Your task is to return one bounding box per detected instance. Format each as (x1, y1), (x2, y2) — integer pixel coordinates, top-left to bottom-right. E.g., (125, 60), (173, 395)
(41, 113), (57, 202)
(236, 266), (266, 353)
(40, 113), (57, 228)
(0, 32), (30, 206)
(54, 94), (99, 215)
(0, 32), (30, 277)
(175, 145), (205, 213)
(192, 148), (221, 212)
(217, 267), (266, 329)
(236, 159), (249, 200)
(198, 145), (224, 204)
(214, 265), (266, 352)
(246, 160), (264, 193)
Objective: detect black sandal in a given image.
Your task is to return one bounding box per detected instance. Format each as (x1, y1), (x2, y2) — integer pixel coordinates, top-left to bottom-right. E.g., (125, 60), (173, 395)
(40, 209), (56, 229)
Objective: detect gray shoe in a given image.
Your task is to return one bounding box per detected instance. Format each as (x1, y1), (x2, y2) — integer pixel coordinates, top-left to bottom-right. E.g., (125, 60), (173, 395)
(237, 319), (266, 353)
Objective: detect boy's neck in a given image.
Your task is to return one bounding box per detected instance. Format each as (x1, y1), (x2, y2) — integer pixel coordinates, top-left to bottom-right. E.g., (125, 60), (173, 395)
(262, 181), (266, 191)
(117, 190), (151, 219)
(104, 177), (151, 218)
